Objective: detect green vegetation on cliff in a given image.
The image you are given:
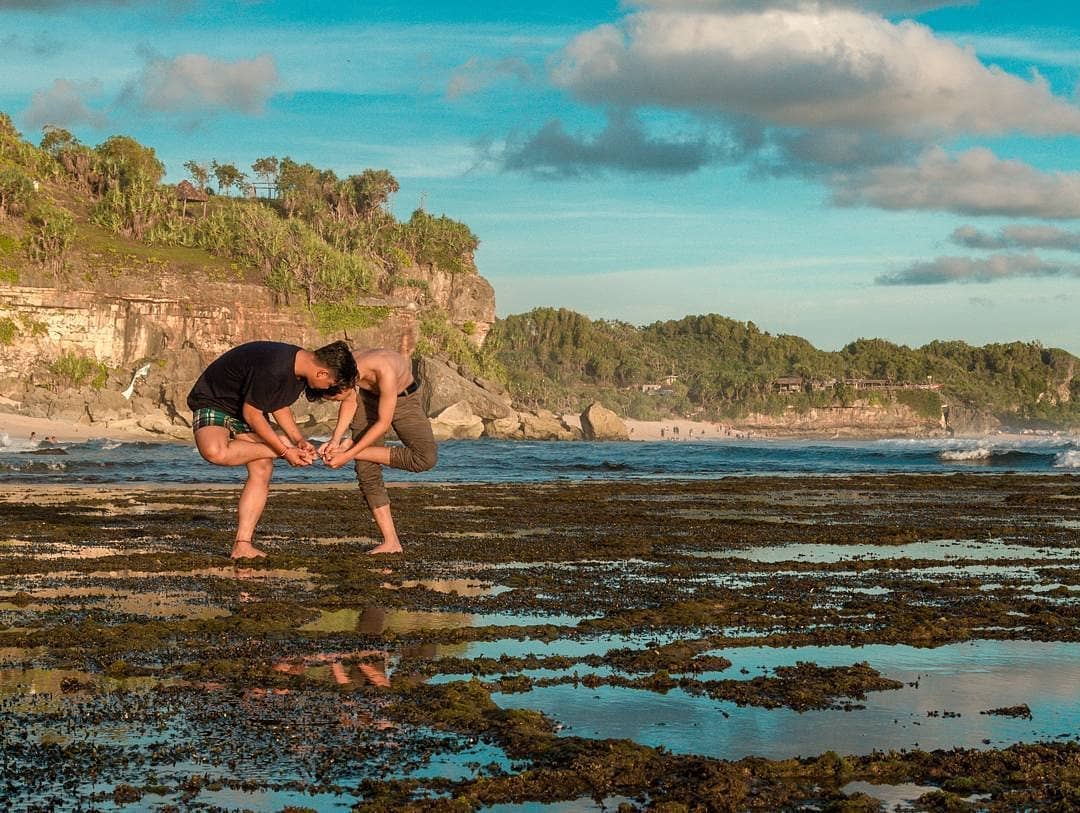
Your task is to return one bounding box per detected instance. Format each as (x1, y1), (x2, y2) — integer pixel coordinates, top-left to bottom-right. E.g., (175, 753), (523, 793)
(0, 110), (497, 377)
(0, 109), (477, 306)
(488, 308), (1080, 428)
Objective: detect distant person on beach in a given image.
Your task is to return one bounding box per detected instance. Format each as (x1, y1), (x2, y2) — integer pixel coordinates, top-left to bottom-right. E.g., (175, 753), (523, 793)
(187, 340), (358, 559)
(320, 344), (437, 555)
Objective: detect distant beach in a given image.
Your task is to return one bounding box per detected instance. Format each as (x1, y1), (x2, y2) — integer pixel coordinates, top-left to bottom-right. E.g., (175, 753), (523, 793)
(0, 412), (164, 446)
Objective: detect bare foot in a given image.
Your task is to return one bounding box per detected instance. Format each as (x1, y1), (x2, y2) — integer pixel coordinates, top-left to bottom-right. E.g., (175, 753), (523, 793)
(367, 540), (403, 555)
(358, 662), (390, 687)
(231, 540), (267, 559)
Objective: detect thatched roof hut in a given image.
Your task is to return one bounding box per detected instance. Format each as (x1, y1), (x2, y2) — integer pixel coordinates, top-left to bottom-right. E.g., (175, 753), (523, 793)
(176, 180), (208, 216)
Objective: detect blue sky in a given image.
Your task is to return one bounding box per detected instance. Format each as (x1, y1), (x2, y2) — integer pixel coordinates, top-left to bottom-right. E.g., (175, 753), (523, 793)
(1, 0), (1078, 354)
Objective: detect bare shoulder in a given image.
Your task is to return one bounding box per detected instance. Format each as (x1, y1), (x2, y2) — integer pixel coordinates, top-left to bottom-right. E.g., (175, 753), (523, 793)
(353, 348), (411, 387)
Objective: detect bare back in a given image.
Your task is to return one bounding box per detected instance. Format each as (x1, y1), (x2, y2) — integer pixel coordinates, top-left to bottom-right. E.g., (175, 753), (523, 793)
(353, 348), (413, 396)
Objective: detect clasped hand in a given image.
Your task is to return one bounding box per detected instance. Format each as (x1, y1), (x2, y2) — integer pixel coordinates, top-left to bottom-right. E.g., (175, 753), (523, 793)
(317, 439), (354, 469)
(282, 440), (318, 467)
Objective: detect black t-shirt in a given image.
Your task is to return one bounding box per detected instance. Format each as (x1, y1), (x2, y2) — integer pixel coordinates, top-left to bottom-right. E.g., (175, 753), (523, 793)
(187, 342), (305, 418)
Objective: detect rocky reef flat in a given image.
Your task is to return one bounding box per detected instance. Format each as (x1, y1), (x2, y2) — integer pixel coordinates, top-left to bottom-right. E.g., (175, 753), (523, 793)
(1, 474), (1078, 810)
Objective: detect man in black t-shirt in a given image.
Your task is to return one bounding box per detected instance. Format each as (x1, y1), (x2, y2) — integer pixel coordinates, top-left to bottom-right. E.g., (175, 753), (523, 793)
(187, 340), (357, 558)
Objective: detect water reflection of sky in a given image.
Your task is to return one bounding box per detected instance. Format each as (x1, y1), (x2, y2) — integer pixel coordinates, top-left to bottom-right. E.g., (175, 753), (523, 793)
(690, 540), (1080, 563)
(491, 640), (1080, 761)
(300, 607), (593, 634)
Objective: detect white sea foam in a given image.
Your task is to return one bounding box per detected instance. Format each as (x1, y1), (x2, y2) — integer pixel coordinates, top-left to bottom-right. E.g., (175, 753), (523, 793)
(940, 448), (993, 461)
(1054, 450), (1080, 469)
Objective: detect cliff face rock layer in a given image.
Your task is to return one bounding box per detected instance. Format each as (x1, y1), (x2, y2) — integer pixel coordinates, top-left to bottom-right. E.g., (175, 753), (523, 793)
(0, 265), (496, 436)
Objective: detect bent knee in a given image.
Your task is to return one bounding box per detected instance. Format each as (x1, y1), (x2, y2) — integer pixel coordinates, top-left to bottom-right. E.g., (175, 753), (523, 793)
(194, 428), (230, 465)
(197, 443), (229, 466)
(405, 445), (437, 473)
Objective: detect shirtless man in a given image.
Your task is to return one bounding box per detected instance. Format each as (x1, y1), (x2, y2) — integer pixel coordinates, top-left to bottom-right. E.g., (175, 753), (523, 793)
(320, 347), (437, 554)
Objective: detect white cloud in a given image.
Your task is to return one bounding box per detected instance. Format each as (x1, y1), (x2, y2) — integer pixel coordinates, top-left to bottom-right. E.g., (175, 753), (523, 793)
(832, 148), (1080, 219)
(23, 78), (106, 130)
(952, 224), (1080, 252)
(129, 52), (279, 115)
(877, 253), (1080, 285)
(553, 7), (1080, 138)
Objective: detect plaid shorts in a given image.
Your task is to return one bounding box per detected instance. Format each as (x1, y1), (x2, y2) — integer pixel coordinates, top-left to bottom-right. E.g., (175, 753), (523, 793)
(191, 407), (252, 437)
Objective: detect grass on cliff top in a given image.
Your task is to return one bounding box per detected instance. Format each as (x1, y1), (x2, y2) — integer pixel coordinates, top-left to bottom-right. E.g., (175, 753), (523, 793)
(2, 218), (251, 291)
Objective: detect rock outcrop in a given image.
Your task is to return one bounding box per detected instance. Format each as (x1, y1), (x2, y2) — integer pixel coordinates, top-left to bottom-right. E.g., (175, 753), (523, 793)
(430, 401), (485, 440)
(580, 401), (629, 441)
(519, 409), (581, 441)
(418, 357), (513, 421)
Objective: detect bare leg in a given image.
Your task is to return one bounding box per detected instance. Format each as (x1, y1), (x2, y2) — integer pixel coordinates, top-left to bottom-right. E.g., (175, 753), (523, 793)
(232, 457), (273, 558)
(352, 446), (391, 465)
(368, 503), (402, 554)
(195, 427), (278, 466)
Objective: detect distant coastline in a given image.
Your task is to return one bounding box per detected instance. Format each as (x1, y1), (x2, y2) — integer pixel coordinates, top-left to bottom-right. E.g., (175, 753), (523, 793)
(2, 410), (1068, 451)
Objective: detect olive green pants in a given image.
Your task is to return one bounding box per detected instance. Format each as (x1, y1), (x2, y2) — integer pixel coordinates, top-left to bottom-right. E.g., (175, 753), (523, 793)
(351, 387), (437, 509)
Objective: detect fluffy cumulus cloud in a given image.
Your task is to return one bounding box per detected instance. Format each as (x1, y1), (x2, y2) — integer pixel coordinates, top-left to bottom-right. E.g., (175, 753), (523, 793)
(831, 148), (1080, 219)
(552, 7), (1080, 138)
(877, 254), (1080, 285)
(502, 1), (1080, 187)
(128, 52), (279, 115)
(23, 78), (106, 130)
(951, 224), (1080, 252)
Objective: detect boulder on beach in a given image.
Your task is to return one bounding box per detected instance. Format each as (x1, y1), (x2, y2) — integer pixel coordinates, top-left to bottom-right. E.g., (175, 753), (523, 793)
(484, 413), (524, 439)
(419, 357), (513, 421)
(580, 401), (629, 441)
(520, 409), (580, 441)
(430, 401), (485, 440)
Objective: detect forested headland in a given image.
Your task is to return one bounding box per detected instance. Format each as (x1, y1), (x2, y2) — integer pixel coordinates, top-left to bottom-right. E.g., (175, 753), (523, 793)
(487, 308), (1079, 430)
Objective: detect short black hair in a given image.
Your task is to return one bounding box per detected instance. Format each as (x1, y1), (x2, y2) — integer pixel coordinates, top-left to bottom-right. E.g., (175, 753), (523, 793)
(313, 340), (357, 388)
(304, 382), (348, 402)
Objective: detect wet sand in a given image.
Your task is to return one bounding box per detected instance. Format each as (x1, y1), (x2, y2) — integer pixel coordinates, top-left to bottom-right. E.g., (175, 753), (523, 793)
(1, 474), (1077, 810)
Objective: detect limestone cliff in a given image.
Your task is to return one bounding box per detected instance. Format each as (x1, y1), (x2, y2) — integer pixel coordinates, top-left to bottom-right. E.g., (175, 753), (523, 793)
(0, 263), (495, 436)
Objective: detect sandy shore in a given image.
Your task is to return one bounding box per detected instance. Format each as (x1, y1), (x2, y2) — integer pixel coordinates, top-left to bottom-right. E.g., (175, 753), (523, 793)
(563, 413), (752, 440)
(623, 417), (751, 440)
(0, 411), (163, 445)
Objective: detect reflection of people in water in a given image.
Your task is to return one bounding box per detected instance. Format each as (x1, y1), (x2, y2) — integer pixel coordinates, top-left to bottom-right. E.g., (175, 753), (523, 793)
(272, 650), (391, 687)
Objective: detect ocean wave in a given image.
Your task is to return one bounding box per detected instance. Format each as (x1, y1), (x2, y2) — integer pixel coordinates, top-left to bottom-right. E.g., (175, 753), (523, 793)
(1054, 450), (1080, 469)
(0, 460), (68, 473)
(554, 460), (635, 473)
(940, 448), (994, 462)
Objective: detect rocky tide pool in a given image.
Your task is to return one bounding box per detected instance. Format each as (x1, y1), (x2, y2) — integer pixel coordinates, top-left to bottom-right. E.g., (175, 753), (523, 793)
(0, 474), (1078, 810)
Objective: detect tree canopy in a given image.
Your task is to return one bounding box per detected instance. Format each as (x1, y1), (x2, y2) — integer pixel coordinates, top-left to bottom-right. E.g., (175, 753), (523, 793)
(488, 308), (1080, 426)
